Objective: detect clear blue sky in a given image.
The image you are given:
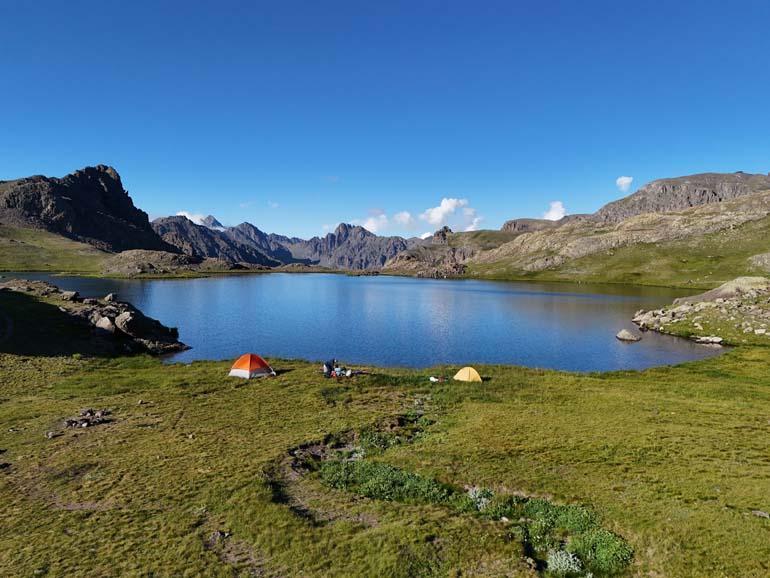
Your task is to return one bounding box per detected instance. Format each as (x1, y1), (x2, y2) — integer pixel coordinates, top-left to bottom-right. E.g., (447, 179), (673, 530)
(2, 1), (769, 238)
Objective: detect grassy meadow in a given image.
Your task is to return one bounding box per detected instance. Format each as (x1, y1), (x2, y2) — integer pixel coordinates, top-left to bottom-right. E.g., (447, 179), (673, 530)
(0, 226), (109, 274)
(1, 288), (770, 576)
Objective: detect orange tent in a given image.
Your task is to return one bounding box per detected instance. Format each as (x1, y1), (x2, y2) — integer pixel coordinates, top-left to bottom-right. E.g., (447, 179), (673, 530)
(228, 353), (275, 379)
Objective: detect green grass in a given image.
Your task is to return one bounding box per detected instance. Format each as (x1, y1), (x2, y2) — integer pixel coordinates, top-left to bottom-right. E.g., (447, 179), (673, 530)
(0, 226), (109, 273)
(446, 230), (521, 250)
(468, 216), (770, 289)
(3, 351), (770, 576)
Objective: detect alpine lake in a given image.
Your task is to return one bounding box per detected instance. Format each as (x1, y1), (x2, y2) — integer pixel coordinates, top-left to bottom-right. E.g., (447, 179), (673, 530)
(7, 272), (721, 371)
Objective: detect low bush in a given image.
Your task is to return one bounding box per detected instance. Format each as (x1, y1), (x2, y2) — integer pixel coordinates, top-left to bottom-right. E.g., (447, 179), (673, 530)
(319, 455), (631, 575)
(568, 528), (633, 574)
(320, 461), (455, 505)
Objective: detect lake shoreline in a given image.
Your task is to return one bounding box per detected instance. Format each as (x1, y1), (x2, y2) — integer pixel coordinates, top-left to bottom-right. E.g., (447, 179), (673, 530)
(1, 272), (723, 372)
(1, 265), (720, 291)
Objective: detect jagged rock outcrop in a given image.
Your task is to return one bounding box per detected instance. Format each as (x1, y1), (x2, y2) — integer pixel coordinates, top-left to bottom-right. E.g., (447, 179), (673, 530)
(594, 172), (770, 224)
(431, 226), (453, 245)
(0, 279), (188, 354)
(152, 216), (279, 266)
(0, 165), (173, 252)
(383, 244), (473, 278)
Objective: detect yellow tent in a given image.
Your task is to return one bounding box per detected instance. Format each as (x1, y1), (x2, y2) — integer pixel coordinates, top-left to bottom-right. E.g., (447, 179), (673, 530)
(453, 366), (482, 382)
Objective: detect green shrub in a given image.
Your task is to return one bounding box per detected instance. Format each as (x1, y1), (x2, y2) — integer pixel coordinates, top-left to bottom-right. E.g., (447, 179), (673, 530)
(320, 461), (455, 505)
(568, 528), (633, 574)
(554, 505), (598, 534)
(358, 429), (400, 453)
(482, 494), (527, 520)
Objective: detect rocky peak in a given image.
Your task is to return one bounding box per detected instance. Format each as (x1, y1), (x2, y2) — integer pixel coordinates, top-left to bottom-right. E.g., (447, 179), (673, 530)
(0, 165), (172, 252)
(432, 226), (453, 244)
(201, 215), (224, 229)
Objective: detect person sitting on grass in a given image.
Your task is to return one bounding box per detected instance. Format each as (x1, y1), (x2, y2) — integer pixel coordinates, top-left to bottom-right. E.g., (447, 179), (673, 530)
(323, 358), (338, 378)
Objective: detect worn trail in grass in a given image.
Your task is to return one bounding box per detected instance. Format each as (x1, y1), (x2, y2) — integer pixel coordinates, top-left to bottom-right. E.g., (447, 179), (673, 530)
(1, 348), (770, 576)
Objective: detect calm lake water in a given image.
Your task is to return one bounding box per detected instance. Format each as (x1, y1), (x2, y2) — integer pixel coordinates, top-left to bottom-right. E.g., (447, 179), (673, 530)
(6, 273), (721, 371)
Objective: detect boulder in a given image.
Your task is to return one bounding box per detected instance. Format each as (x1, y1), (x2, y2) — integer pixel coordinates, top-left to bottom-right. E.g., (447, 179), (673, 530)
(104, 293), (117, 302)
(60, 291), (79, 301)
(115, 311), (139, 336)
(616, 329), (642, 342)
(94, 316), (116, 335)
(695, 336), (724, 345)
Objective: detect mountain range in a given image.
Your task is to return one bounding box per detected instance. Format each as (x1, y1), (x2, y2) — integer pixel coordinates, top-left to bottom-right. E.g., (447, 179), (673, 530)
(2, 164), (770, 286)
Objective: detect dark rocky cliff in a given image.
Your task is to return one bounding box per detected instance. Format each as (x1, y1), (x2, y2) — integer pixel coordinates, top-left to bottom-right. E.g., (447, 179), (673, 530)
(0, 165), (172, 252)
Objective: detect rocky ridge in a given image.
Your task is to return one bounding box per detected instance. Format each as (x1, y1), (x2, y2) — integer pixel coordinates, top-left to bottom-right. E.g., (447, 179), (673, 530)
(477, 189), (770, 272)
(153, 218), (410, 271)
(151, 216), (279, 266)
(594, 172), (770, 224)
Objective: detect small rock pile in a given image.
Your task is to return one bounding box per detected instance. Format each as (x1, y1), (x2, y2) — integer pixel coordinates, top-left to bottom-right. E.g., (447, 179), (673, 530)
(64, 408), (111, 428)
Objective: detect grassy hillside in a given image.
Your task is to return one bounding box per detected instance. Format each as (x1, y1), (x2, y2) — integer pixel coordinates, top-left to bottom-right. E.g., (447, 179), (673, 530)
(468, 214), (770, 289)
(1, 289), (769, 576)
(0, 225), (109, 273)
(446, 229), (520, 250)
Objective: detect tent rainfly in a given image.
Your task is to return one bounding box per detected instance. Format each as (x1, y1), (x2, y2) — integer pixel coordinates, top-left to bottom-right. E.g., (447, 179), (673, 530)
(229, 353), (276, 379)
(453, 366), (482, 382)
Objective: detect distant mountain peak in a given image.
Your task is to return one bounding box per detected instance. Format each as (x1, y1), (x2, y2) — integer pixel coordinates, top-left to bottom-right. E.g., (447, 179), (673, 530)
(202, 215), (223, 229)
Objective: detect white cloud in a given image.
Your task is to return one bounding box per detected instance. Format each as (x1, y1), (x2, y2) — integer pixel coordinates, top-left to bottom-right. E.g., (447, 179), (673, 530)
(542, 201), (567, 221)
(419, 232), (432, 239)
(268, 200), (280, 209)
(420, 198), (469, 226)
(462, 207), (483, 231)
(176, 211), (207, 226)
(360, 210), (389, 233)
(393, 211), (415, 228)
(616, 176), (633, 193)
